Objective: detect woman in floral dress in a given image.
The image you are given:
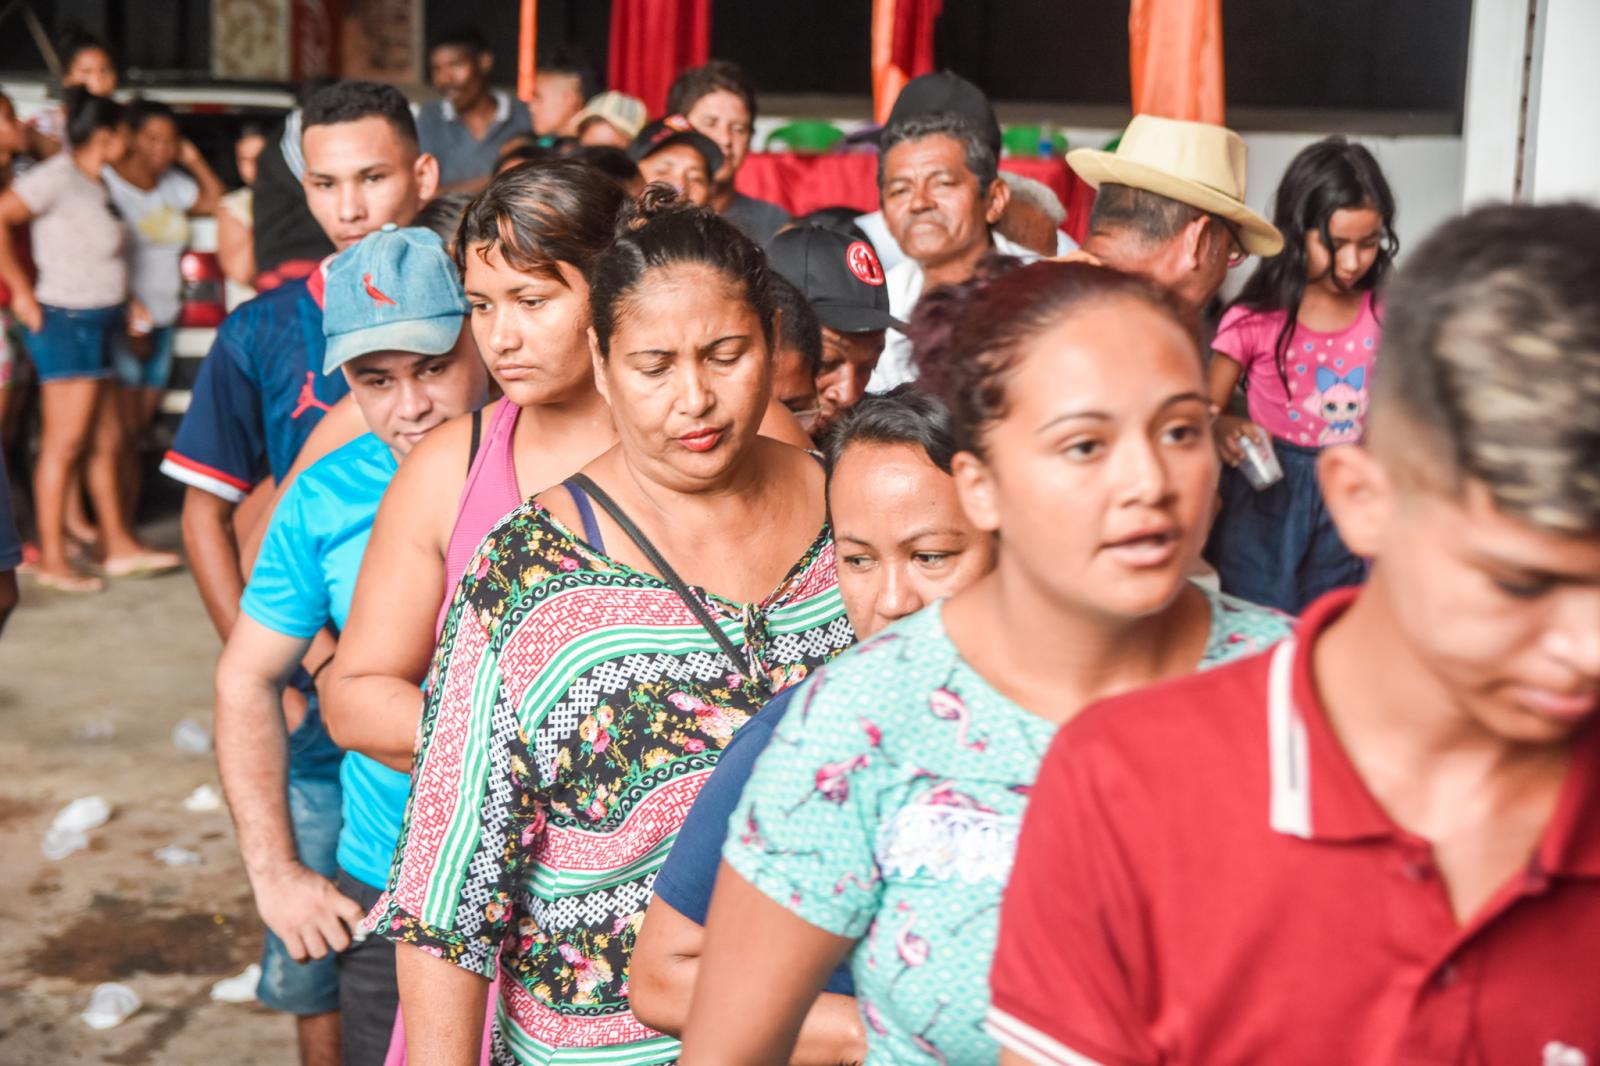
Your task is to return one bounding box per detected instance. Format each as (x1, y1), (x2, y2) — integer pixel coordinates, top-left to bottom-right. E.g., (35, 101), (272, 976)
(368, 190), (855, 1065)
(680, 260), (1294, 1065)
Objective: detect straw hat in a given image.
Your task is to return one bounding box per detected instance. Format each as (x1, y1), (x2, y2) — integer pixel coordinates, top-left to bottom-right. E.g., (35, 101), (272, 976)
(574, 91), (648, 142)
(1067, 115), (1283, 257)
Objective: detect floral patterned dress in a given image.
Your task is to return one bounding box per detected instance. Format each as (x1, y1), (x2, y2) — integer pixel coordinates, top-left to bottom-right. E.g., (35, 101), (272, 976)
(367, 501), (855, 1066)
(724, 586), (1291, 1065)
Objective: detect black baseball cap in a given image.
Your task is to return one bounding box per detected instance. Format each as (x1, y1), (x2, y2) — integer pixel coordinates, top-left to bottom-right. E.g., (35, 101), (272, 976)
(882, 71), (1001, 156)
(766, 225), (905, 334)
(627, 115), (724, 176)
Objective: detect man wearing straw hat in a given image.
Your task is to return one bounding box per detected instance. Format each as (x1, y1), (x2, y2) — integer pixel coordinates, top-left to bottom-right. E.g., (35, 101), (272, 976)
(1067, 114), (1283, 315)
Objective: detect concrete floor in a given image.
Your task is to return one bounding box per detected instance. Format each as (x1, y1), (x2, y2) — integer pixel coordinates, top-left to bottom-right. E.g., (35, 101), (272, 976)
(0, 518), (297, 1064)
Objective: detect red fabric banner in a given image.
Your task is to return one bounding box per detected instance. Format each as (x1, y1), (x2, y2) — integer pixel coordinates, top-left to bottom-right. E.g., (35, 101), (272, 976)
(608, 0), (712, 116)
(1129, 0), (1225, 124)
(871, 0), (942, 124)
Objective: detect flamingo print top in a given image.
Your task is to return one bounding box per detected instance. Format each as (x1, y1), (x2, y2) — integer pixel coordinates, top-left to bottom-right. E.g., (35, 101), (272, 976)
(724, 585), (1291, 1064)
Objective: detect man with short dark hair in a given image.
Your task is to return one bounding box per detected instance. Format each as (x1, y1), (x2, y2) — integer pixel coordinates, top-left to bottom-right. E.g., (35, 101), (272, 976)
(417, 26), (533, 191)
(667, 60), (790, 244)
(1066, 114), (1281, 315)
(990, 203), (1600, 1065)
(868, 111), (1026, 392)
(161, 83), (437, 1064)
(531, 44), (597, 138)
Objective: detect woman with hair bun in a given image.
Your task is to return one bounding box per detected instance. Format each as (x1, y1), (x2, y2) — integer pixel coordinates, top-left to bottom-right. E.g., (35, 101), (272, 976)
(679, 258), (1290, 1065)
(367, 187), (855, 1065)
(0, 88), (179, 590)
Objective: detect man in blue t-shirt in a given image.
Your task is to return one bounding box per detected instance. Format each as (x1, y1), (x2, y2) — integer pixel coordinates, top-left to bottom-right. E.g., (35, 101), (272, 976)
(168, 81), (440, 1063)
(215, 226), (485, 1064)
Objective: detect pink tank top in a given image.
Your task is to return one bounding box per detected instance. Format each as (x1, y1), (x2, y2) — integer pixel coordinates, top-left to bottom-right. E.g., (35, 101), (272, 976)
(436, 397), (524, 636)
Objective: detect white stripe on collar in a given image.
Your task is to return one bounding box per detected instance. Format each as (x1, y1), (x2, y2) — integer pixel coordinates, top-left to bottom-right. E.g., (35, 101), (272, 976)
(440, 89), (514, 127)
(1267, 638), (1313, 838)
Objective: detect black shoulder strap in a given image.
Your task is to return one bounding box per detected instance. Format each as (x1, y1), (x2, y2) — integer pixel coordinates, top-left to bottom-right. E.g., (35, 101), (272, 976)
(567, 472), (755, 681)
(466, 407), (484, 475)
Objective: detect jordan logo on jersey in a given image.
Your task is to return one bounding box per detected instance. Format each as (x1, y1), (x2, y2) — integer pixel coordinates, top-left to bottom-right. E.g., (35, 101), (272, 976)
(291, 371), (334, 420)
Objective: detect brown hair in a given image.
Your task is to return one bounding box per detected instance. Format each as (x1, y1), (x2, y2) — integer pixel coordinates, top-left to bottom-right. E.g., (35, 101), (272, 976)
(1374, 202), (1600, 534)
(455, 159), (626, 287)
(910, 257), (1196, 455)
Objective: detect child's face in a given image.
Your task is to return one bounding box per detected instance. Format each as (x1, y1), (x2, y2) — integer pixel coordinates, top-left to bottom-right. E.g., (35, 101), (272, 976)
(1306, 206), (1384, 294)
(1329, 452), (1600, 743)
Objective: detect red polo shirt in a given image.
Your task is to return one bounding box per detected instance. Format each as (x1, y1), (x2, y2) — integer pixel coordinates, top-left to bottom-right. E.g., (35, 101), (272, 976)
(988, 588), (1600, 1066)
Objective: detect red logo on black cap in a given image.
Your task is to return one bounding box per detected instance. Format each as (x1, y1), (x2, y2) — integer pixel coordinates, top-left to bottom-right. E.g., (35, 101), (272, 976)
(664, 114), (693, 132)
(845, 241), (885, 287)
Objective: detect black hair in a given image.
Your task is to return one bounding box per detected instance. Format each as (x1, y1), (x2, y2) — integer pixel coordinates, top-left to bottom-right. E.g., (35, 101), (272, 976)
(1375, 202), (1600, 534)
(58, 24), (114, 80)
(496, 141), (560, 173)
(125, 98), (178, 133)
(791, 206), (871, 243)
(770, 273), (822, 376)
(1232, 136), (1398, 391)
(238, 119), (268, 141)
(302, 80), (418, 147)
(294, 76), (339, 110)
(457, 159), (626, 287)
(823, 385), (959, 477)
(1086, 183), (1205, 246)
(414, 193), (475, 247)
(570, 145), (642, 190)
(429, 25), (488, 55)
(588, 185), (776, 358)
(912, 257), (1196, 455)
(63, 87), (125, 149)
(538, 45), (600, 103)
(667, 59), (759, 123)
(878, 112), (998, 192)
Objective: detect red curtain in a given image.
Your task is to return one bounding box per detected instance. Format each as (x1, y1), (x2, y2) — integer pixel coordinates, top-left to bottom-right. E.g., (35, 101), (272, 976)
(609, 0), (712, 116)
(1128, 0), (1225, 123)
(871, 0), (943, 124)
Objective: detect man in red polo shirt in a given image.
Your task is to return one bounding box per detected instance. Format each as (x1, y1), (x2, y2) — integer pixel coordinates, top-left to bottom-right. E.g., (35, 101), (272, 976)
(988, 202), (1600, 1066)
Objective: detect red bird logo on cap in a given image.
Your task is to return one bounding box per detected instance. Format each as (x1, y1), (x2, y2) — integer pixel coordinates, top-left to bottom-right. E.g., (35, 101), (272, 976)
(845, 241), (885, 286)
(363, 273), (397, 307)
(664, 114), (693, 132)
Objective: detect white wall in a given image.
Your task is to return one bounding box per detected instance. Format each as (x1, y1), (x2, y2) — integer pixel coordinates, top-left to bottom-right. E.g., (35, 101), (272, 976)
(1524, 0), (1600, 201)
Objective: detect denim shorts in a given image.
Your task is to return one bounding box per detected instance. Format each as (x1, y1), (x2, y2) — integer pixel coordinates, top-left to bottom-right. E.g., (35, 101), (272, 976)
(1204, 436), (1367, 614)
(256, 697), (346, 1016)
(24, 304), (121, 383)
(112, 324), (176, 390)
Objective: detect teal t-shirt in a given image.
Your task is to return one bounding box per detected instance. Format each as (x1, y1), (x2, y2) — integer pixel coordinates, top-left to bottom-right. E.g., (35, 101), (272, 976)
(241, 431), (412, 891)
(725, 586), (1292, 1065)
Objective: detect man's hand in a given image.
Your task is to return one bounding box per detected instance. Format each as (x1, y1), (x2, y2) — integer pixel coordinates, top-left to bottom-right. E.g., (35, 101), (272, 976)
(251, 860), (367, 962)
(1213, 414), (1268, 467)
(176, 137), (205, 171)
(11, 288), (41, 333)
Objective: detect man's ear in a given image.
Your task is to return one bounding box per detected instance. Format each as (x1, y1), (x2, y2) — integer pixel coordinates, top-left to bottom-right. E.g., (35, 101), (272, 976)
(588, 327), (610, 404)
(984, 177), (1012, 227)
(478, 51), (494, 78)
(951, 450), (1002, 533)
(1318, 443), (1392, 559)
(1180, 214), (1211, 272)
(414, 151), (441, 204)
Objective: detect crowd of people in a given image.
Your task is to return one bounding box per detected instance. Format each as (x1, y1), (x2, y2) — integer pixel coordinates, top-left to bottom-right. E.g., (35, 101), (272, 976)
(1, 20), (1597, 1066)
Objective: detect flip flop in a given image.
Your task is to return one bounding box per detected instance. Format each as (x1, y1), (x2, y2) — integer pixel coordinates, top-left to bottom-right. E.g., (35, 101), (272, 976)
(103, 549), (183, 579)
(33, 569), (106, 594)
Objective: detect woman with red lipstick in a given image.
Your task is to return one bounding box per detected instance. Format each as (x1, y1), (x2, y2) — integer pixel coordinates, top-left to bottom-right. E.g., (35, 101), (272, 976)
(676, 259), (1288, 1066)
(368, 189), (854, 1065)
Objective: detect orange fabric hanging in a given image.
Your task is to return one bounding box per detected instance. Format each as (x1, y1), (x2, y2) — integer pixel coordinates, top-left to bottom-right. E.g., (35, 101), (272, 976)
(872, 0), (943, 125)
(518, 0), (538, 102)
(1129, 0), (1225, 124)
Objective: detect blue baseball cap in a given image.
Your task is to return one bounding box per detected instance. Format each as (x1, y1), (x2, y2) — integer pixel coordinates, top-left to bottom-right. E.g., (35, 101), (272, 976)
(322, 224), (471, 374)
